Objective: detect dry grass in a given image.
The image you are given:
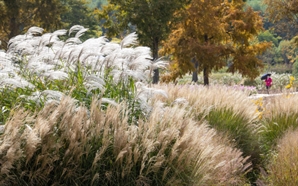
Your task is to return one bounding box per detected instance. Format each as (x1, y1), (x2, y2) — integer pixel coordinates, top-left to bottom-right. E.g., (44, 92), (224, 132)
(264, 128), (298, 185)
(151, 84), (262, 183)
(260, 94), (298, 154)
(0, 95), (251, 185)
(262, 93), (298, 117)
(152, 84), (258, 120)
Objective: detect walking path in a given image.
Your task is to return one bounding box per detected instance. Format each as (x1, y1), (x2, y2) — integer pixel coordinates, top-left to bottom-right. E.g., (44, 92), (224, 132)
(249, 91), (298, 99)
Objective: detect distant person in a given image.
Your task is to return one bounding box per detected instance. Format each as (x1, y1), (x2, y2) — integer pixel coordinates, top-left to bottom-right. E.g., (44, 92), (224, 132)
(265, 74), (272, 94)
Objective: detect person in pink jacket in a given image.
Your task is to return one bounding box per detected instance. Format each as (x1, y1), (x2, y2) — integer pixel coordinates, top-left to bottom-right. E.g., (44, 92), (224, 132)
(265, 75), (272, 94)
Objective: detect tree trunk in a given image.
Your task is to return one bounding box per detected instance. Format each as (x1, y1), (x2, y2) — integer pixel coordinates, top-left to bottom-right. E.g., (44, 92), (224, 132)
(192, 71), (198, 82)
(9, 17), (19, 39)
(152, 37), (159, 84)
(192, 57), (199, 82)
(152, 69), (159, 84)
(203, 34), (209, 85)
(5, 0), (21, 39)
(203, 67), (209, 85)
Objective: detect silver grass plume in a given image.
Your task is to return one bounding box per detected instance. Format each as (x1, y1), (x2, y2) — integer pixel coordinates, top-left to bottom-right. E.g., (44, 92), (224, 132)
(151, 57), (168, 70)
(120, 32), (138, 48)
(26, 26), (44, 36)
(75, 28), (89, 38)
(53, 29), (68, 36)
(65, 37), (82, 45)
(69, 25), (85, 36)
(43, 70), (68, 80)
(84, 75), (105, 93)
(41, 90), (65, 104)
(0, 78), (35, 89)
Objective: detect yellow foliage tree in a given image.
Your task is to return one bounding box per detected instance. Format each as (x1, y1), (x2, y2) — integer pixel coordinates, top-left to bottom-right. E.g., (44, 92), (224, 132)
(161, 0), (271, 85)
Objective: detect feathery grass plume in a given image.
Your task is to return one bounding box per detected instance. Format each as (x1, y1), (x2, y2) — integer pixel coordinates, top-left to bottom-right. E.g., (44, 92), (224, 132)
(42, 70), (68, 80)
(150, 57), (168, 70)
(75, 28), (89, 38)
(65, 37), (83, 45)
(259, 94), (298, 157)
(0, 77), (35, 89)
(262, 128), (298, 185)
(26, 26), (44, 36)
(0, 95), (250, 185)
(120, 32), (138, 48)
(41, 90), (64, 103)
(84, 75), (105, 93)
(68, 25), (86, 36)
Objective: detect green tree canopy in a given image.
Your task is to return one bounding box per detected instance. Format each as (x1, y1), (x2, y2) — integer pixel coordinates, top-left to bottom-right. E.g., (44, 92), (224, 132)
(96, 0), (190, 83)
(162, 0), (271, 85)
(61, 0), (101, 39)
(258, 30), (280, 47)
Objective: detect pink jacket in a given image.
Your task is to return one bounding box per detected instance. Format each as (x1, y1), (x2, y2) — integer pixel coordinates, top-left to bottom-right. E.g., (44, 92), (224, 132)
(265, 77), (272, 86)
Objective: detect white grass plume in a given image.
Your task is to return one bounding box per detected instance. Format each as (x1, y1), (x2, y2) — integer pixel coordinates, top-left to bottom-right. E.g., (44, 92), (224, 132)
(75, 28), (89, 38)
(120, 32), (138, 48)
(151, 57), (168, 70)
(43, 70), (68, 80)
(84, 75), (105, 92)
(68, 25), (86, 37)
(27, 26), (44, 36)
(0, 77), (35, 89)
(41, 90), (64, 101)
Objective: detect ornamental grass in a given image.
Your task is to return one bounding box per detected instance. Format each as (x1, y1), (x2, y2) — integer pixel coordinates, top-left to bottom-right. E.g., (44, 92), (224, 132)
(262, 128), (298, 185)
(0, 96), (251, 185)
(260, 94), (298, 157)
(153, 84), (261, 177)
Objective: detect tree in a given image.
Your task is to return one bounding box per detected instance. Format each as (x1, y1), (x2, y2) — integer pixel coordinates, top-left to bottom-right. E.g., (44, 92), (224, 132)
(0, 0), (99, 50)
(0, 0), (66, 49)
(88, 0), (107, 9)
(264, 0), (298, 40)
(258, 30), (280, 47)
(264, 0), (298, 23)
(61, 0), (101, 40)
(96, 0), (190, 83)
(161, 0), (271, 85)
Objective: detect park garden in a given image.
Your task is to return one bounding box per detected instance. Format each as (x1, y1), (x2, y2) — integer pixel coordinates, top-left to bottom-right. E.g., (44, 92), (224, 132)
(0, 26), (298, 185)
(1, 0), (298, 185)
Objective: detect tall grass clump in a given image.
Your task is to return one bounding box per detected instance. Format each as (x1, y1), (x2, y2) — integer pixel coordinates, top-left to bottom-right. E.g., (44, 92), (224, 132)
(0, 25), (167, 124)
(260, 129), (298, 185)
(0, 96), (251, 185)
(153, 84), (262, 182)
(259, 94), (298, 159)
(0, 26), (253, 185)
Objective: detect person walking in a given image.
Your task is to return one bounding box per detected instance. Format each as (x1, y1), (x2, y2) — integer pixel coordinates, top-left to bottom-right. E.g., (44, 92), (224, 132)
(265, 74), (272, 94)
